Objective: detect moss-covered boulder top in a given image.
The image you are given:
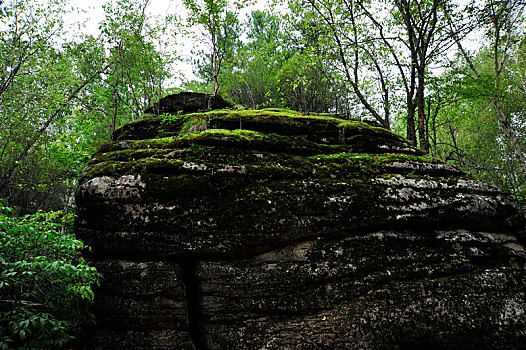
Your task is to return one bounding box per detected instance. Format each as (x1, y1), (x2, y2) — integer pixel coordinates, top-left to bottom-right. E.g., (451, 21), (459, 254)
(76, 102), (526, 350)
(78, 107), (524, 256)
(112, 108), (421, 155)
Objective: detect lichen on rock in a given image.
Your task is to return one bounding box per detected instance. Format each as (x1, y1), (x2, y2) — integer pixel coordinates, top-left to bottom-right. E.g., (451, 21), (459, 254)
(76, 96), (526, 349)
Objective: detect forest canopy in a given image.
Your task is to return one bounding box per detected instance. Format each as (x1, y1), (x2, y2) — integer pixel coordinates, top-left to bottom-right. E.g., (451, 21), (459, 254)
(0, 0), (525, 210)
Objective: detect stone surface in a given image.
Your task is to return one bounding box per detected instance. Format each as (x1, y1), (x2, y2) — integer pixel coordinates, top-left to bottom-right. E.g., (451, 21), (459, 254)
(86, 260), (192, 350)
(200, 230), (526, 349)
(143, 92), (233, 116)
(76, 105), (526, 349)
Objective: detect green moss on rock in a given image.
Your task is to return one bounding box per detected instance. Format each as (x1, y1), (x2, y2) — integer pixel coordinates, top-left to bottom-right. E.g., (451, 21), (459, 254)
(179, 117), (208, 136)
(111, 108), (421, 156)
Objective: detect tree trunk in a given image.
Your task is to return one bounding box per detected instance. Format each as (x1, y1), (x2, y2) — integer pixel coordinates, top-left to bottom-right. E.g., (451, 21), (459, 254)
(417, 68), (428, 152)
(491, 6), (526, 178)
(406, 101), (417, 147)
(211, 23), (219, 97)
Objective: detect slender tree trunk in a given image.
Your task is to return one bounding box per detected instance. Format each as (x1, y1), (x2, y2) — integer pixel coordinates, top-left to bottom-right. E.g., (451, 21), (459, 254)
(491, 4), (526, 178)
(396, 0), (418, 147)
(407, 100), (417, 147)
(407, 56), (417, 147)
(112, 60), (120, 136)
(417, 67), (428, 152)
(211, 22), (219, 97)
(428, 95), (442, 158)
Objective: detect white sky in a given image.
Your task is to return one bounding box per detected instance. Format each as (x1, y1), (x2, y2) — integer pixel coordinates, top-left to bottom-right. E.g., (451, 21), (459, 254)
(64, 0), (182, 35)
(63, 0), (192, 82)
(63, 0), (272, 84)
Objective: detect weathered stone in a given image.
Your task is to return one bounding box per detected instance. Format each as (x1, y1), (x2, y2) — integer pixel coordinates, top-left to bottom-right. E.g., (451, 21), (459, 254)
(76, 103), (526, 349)
(143, 91), (233, 116)
(199, 230), (526, 349)
(84, 260), (191, 349)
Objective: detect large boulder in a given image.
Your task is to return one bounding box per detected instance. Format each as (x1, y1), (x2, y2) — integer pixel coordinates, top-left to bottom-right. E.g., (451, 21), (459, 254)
(76, 106), (526, 349)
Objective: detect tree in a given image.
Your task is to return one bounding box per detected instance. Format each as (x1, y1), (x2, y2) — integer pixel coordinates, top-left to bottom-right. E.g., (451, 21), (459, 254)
(440, 0), (526, 196)
(390, 0), (458, 151)
(287, 0), (469, 148)
(97, 0), (175, 132)
(183, 0), (247, 96)
(0, 0), (176, 213)
(216, 9), (348, 113)
(218, 10), (280, 107)
(425, 0), (526, 199)
(286, 0), (389, 126)
(0, 0), (108, 212)
(482, 0), (526, 178)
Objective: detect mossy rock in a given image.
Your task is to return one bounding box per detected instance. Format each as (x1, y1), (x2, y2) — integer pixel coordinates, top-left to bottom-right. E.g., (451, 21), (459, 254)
(112, 109), (422, 155)
(78, 107), (525, 256)
(76, 104), (526, 350)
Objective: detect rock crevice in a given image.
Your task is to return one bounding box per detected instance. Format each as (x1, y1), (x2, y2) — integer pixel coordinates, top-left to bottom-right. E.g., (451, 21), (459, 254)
(181, 261), (209, 350)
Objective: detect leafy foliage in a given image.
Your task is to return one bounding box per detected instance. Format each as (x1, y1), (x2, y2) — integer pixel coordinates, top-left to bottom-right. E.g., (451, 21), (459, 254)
(431, 52), (526, 200)
(0, 202), (100, 349)
(183, 0), (248, 95)
(0, 0), (177, 214)
(211, 9), (349, 114)
(425, 0), (526, 201)
(0, 0), (86, 213)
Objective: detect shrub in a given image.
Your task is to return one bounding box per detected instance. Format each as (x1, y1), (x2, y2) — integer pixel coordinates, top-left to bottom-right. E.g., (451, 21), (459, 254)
(0, 201), (100, 349)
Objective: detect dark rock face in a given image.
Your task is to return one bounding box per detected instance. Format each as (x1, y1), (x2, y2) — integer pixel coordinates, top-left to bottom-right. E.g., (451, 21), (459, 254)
(76, 107), (526, 349)
(143, 92), (233, 116)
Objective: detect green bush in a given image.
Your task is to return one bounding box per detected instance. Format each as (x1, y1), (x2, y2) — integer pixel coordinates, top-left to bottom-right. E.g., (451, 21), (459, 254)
(0, 201), (100, 349)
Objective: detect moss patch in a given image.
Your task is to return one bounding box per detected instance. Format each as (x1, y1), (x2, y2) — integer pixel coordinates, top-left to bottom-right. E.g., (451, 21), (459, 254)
(111, 108), (420, 156)
(179, 117), (208, 136)
(83, 139), (462, 187)
(82, 108), (463, 191)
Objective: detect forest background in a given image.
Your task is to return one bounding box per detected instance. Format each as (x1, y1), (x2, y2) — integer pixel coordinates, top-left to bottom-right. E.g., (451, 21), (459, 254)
(0, 0), (526, 347)
(1, 0), (526, 213)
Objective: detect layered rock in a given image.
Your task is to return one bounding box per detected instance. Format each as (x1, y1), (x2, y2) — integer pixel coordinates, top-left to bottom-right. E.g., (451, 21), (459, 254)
(143, 92), (233, 115)
(76, 105), (526, 349)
